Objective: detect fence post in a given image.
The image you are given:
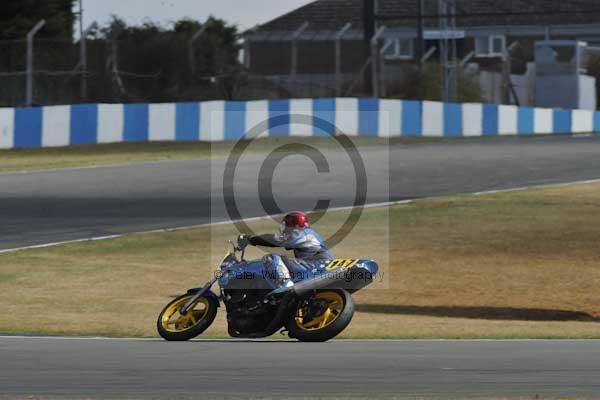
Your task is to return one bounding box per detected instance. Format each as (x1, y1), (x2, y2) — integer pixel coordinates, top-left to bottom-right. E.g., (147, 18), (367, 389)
(291, 22), (309, 80)
(502, 41), (520, 105)
(460, 51), (475, 68)
(80, 22), (97, 102)
(25, 20), (46, 107)
(335, 23), (352, 97)
(109, 26), (126, 97)
(379, 37), (394, 98)
(189, 26), (206, 75)
(371, 26), (386, 98)
(243, 38), (251, 69)
(422, 46), (436, 63)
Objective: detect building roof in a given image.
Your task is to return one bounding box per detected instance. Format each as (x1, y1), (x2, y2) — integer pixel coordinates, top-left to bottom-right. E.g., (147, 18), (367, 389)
(256, 0), (600, 33)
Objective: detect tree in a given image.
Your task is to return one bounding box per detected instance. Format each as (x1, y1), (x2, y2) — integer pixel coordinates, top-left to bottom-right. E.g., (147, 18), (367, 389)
(0, 0), (75, 40)
(98, 16), (242, 102)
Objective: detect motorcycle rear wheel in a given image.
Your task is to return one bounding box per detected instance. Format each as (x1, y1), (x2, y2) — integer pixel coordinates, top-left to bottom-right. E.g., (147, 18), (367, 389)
(287, 289), (354, 342)
(157, 294), (218, 341)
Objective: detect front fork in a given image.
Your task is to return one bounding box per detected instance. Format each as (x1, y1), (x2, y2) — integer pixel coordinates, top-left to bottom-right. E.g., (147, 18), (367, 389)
(179, 276), (219, 315)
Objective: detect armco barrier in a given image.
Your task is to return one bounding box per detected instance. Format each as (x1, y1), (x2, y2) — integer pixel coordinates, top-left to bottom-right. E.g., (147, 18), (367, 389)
(0, 98), (597, 149)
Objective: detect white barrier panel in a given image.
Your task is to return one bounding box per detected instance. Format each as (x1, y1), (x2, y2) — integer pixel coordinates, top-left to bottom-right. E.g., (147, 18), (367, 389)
(378, 99), (402, 137)
(149, 103), (176, 141)
(572, 109), (594, 133)
(201, 101), (225, 142)
(289, 99), (313, 137)
(498, 105), (518, 135)
(0, 108), (15, 149)
(462, 103), (483, 137)
(534, 108), (553, 134)
(335, 98), (359, 136)
(41, 105), (71, 147)
(422, 101), (443, 137)
(245, 100), (269, 137)
(98, 104), (124, 144)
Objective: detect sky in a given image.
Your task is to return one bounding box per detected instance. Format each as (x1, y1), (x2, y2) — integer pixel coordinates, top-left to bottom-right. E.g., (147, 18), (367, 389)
(80, 0), (314, 31)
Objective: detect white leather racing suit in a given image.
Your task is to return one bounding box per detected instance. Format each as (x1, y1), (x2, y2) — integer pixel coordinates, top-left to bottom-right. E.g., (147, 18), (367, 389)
(249, 227), (333, 289)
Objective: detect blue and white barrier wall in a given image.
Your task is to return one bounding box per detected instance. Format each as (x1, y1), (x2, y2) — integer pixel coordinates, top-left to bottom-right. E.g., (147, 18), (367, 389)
(0, 98), (598, 149)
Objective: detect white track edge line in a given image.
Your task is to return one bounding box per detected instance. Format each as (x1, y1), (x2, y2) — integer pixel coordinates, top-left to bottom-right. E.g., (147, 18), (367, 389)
(0, 201), (412, 254)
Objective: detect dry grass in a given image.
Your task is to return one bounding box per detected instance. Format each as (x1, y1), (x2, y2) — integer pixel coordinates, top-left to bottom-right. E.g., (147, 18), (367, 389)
(0, 136), (438, 173)
(0, 134), (522, 173)
(1, 182), (600, 338)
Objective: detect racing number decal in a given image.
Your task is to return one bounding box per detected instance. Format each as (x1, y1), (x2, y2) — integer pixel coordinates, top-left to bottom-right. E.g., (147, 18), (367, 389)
(324, 259), (358, 271)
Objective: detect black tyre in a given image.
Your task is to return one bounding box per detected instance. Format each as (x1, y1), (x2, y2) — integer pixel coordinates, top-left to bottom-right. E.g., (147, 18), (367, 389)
(157, 294), (218, 341)
(287, 289), (354, 342)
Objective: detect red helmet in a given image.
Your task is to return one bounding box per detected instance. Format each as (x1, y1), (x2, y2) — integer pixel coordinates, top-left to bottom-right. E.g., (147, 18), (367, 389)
(280, 211), (310, 233)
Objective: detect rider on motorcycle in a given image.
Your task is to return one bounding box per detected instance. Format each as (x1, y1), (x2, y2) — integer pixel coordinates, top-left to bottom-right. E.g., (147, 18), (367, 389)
(243, 212), (333, 294)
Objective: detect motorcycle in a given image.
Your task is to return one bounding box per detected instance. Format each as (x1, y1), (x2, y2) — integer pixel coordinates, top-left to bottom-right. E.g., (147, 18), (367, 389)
(157, 235), (379, 342)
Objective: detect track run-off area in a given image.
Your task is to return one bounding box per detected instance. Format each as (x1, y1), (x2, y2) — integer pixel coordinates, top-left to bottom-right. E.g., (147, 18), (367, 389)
(2, 135), (600, 398)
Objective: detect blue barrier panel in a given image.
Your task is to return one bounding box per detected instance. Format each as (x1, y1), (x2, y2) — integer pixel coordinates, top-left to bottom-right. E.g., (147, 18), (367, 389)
(443, 103), (462, 137)
(553, 109), (572, 133)
(482, 104), (498, 135)
(313, 98), (335, 137)
(594, 111), (600, 134)
(517, 107), (534, 135)
(224, 101), (246, 140)
(268, 100), (290, 137)
(402, 100), (422, 136)
(70, 104), (98, 145)
(175, 102), (200, 141)
(358, 98), (379, 136)
(123, 103), (149, 142)
(14, 107), (42, 148)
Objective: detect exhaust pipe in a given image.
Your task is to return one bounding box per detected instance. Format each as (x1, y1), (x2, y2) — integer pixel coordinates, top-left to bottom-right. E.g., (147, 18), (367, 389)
(292, 272), (343, 296)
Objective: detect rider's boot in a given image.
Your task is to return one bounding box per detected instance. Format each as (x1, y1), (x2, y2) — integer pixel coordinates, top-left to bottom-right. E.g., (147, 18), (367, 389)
(268, 280), (294, 296)
(264, 254), (295, 297)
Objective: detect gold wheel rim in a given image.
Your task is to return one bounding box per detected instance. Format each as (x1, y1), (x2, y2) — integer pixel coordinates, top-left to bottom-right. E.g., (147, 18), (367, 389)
(161, 295), (210, 333)
(295, 291), (344, 331)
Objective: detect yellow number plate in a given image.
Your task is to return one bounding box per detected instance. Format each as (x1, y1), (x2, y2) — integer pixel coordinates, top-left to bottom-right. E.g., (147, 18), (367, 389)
(324, 259), (358, 271)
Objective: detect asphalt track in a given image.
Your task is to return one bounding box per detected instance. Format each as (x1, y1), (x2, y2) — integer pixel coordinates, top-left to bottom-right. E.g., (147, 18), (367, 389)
(1, 337), (599, 397)
(3, 135), (600, 251)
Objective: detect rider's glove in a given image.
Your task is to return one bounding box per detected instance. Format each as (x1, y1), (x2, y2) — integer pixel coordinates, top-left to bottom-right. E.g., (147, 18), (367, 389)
(237, 234), (250, 250)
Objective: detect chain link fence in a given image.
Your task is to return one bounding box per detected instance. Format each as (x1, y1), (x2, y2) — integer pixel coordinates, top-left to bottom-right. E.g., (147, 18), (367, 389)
(0, 35), (244, 107)
(242, 28), (487, 103)
(0, 29), (489, 107)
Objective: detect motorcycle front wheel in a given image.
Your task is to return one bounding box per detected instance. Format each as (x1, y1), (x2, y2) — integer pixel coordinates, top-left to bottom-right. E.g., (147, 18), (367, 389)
(287, 289), (354, 342)
(157, 294), (218, 341)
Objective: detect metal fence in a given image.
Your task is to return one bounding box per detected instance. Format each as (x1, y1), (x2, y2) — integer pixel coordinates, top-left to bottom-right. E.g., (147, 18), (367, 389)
(0, 18), (251, 108)
(0, 38), (233, 107)
(242, 26), (490, 103)
(0, 22), (490, 107)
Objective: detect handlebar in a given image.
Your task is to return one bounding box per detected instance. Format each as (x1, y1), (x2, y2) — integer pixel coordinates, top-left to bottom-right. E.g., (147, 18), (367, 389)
(235, 234), (250, 252)
(225, 235), (251, 263)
